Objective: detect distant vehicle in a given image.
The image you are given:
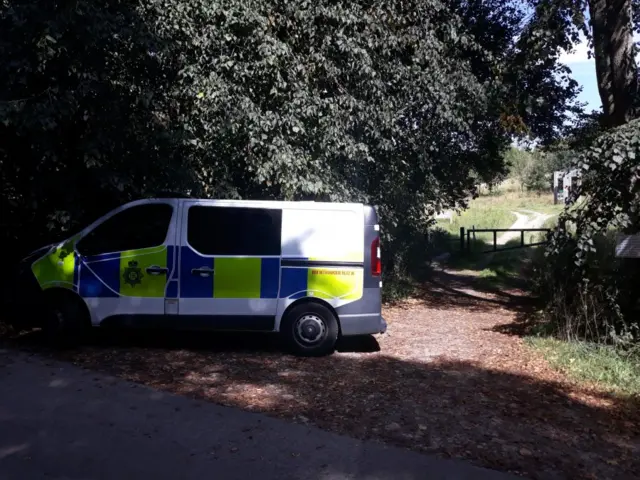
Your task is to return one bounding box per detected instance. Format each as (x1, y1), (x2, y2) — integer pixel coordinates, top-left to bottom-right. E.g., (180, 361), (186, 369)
(14, 198), (386, 356)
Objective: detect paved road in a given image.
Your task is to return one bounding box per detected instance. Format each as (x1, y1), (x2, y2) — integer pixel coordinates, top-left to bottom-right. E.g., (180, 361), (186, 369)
(0, 350), (517, 480)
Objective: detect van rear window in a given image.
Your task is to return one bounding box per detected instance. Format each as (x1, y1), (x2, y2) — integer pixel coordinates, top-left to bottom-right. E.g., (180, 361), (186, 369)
(187, 206), (282, 256)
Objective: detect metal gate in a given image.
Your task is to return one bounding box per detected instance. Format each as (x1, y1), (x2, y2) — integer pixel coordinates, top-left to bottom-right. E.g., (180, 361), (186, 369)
(458, 227), (551, 253)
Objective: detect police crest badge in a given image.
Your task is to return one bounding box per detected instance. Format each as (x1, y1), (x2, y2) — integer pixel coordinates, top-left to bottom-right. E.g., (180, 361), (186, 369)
(123, 260), (143, 287)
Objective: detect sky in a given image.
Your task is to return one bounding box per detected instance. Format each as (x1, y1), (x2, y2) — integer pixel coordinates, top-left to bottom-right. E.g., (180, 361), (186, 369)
(558, 35), (601, 112)
(559, 33), (640, 113)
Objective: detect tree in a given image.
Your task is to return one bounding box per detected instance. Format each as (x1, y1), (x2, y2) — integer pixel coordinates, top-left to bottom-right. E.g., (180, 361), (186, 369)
(0, 0), (585, 282)
(522, 152), (550, 191)
(527, 0), (640, 127)
(452, 0), (584, 145)
(0, 0), (199, 253)
(531, 2), (640, 344)
(589, 0), (638, 126)
(540, 119), (640, 343)
(551, 118), (640, 262)
(504, 147), (534, 189)
(504, 147), (568, 191)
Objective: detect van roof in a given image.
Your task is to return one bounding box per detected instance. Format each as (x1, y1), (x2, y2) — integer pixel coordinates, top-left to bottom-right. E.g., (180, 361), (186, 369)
(141, 197), (367, 209)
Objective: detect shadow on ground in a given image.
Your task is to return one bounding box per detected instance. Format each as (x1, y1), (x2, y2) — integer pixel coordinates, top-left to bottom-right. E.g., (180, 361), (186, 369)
(2, 321), (639, 480)
(2, 328), (381, 355)
(426, 229), (546, 291)
(415, 233), (550, 337)
(398, 269), (538, 316)
(1, 257), (636, 480)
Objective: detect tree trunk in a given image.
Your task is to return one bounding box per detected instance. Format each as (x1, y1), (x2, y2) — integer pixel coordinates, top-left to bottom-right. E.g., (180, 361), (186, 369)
(589, 0), (638, 127)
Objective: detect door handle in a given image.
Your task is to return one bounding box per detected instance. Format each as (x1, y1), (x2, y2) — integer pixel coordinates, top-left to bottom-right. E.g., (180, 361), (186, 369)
(191, 267), (214, 277)
(146, 265), (168, 275)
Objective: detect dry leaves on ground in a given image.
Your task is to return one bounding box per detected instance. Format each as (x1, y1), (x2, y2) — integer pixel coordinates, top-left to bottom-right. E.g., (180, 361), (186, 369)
(3, 272), (639, 480)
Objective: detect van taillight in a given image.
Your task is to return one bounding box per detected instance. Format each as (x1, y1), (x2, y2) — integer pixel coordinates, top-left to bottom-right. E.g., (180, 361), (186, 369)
(371, 237), (381, 276)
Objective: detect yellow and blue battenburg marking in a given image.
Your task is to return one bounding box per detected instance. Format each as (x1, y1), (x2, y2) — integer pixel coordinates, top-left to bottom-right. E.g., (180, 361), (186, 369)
(32, 239), (363, 303)
(179, 249), (362, 302)
(31, 237), (79, 291)
(77, 245), (174, 298)
(31, 239), (176, 298)
(279, 258), (363, 302)
(179, 247), (280, 298)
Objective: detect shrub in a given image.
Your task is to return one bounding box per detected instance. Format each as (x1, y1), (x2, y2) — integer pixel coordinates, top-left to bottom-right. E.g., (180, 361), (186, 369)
(522, 155), (548, 191)
(536, 119), (640, 345)
(533, 233), (640, 344)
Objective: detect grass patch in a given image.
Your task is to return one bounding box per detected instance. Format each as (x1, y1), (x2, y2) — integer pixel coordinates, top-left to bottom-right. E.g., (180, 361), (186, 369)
(473, 264), (522, 289)
(527, 337), (640, 396)
(435, 191), (563, 236)
(450, 245), (538, 289)
(437, 208), (515, 236)
(429, 190), (562, 289)
(539, 215), (558, 232)
(478, 268), (497, 279)
(473, 190), (564, 215)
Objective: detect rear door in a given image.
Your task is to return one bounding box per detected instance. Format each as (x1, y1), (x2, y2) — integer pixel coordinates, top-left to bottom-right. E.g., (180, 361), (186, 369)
(178, 202), (282, 331)
(278, 204), (365, 307)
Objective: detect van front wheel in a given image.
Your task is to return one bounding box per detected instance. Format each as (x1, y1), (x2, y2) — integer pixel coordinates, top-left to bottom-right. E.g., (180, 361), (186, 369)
(42, 292), (90, 346)
(281, 302), (339, 357)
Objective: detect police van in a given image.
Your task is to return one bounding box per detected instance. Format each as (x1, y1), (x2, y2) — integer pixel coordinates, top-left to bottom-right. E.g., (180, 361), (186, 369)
(15, 198), (386, 356)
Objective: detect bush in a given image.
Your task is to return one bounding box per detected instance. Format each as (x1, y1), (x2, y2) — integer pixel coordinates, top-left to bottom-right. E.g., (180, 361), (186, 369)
(504, 147), (570, 192)
(522, 156), (548, 191)
(536, 119), (640, 345)
(383, 224), (441, 282)
(533, 233), (640, 344)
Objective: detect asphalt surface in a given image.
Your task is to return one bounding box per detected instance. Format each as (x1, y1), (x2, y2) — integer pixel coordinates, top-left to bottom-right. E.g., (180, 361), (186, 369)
(0, 349), (518, 480)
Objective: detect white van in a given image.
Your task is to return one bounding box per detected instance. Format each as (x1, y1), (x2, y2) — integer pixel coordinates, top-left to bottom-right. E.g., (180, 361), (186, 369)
(17, 198), (386, 356)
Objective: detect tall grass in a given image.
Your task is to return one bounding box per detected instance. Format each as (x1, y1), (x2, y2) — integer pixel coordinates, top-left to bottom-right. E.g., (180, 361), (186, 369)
(473, 190), (564, 215)
(436, 190), (562, 236)
(533, 232), (640, 343)
(440, 208), (516, 234)
(527, 337), (640, 396)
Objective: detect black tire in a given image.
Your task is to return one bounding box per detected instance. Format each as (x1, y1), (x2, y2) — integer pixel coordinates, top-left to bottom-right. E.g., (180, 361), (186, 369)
(42, 292), (90, 346)
(280, 302), (339, 357)
(5, 302), (23, 332)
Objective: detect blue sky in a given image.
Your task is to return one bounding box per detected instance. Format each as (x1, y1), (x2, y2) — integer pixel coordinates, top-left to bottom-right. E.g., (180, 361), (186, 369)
(560, 33), (640, 112)
(560, 44), (601, 112)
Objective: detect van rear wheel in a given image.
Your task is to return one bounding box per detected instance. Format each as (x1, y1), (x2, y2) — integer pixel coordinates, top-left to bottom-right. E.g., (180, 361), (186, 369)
(281, 302), (339, 357)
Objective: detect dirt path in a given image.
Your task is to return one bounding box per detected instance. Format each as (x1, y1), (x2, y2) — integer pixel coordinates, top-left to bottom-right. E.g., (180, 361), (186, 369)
(497, 210), (554, 245)
(2, 275), (639, 479)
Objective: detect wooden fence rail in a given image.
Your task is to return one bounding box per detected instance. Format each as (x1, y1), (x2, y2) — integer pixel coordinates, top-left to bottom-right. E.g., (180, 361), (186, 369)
(459, 227), (551, 254)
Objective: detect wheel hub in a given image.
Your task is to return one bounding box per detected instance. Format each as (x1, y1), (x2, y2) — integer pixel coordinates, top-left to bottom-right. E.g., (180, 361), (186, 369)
(54, 309), (64, 326)
(295, 315), (326, 344)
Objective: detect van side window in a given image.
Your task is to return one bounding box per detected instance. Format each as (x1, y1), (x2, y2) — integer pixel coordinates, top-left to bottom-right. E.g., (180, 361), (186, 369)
(76, 204), (173, 256)
(187, 206), (282, 256)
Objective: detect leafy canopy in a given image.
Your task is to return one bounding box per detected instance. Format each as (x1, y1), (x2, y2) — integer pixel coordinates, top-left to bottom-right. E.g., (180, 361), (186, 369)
(549, 118), (640, 263)
(1, 0), (583, 271)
